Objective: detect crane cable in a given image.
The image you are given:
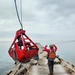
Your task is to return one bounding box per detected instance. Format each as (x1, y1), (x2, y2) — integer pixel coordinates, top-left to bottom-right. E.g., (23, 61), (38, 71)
(14, 0), (23, 29)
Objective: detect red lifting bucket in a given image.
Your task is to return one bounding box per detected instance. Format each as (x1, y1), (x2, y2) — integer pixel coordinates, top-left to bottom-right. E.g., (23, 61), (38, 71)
(8, 29), (39, 62)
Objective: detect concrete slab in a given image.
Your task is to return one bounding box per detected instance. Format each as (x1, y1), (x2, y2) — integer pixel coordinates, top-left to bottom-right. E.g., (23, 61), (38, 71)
(25, 65), (49, 75)
(54, 64), (71, 75)
(25, 57), (71, 75)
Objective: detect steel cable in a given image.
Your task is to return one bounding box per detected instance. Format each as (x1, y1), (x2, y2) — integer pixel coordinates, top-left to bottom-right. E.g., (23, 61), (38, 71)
(14, 0), (23, 29)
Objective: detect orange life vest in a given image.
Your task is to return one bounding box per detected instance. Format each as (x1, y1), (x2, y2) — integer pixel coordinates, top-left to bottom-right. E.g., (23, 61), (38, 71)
(48, 50), (56, 59)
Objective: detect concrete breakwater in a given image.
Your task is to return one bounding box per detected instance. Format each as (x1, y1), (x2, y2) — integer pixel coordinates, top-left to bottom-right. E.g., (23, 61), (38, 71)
(57, 57), (75, 75)
(7, 43), (75, 75)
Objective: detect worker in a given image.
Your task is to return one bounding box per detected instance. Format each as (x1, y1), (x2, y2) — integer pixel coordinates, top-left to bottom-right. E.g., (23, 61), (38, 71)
(44, 44), (57, 75)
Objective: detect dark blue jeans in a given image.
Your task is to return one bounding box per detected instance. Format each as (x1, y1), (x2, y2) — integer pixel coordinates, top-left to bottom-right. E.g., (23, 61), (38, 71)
(48, 60), (54, 75)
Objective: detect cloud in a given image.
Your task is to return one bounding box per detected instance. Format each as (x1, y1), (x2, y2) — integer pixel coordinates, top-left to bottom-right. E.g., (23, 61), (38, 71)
(0, 0), (75, 45)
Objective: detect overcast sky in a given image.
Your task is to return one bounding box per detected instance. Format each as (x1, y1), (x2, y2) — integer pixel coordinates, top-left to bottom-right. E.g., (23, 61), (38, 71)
(0, 0), (75, 46)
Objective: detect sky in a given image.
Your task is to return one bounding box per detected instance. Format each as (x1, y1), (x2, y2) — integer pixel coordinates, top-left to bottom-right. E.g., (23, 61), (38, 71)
(0, 0), (75, 46)
(0, 0), (75, 66)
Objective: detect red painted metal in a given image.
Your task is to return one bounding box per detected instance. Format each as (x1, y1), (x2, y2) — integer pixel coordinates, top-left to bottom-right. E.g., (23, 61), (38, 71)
(8, 29), (39, 62)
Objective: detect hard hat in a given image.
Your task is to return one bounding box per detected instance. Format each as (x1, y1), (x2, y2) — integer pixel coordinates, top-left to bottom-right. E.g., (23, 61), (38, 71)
(49, 44), (54, 48)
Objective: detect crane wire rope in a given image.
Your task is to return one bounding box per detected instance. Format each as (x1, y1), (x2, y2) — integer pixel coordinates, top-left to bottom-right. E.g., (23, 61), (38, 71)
(14, 0), (23, 29)
(20, 0), (22, 23)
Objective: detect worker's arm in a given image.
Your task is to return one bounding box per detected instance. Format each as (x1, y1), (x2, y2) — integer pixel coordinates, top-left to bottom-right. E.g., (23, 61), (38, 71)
(53, 44), (57, 52)
(44, 45), (50, 53)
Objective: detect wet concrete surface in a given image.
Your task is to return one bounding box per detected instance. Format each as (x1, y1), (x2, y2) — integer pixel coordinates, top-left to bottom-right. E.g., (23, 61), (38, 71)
(25, 65), (49, 75)
(25, 57), (49, 75)
(54, 64), (71, 75)
(25, 57), (71, 75)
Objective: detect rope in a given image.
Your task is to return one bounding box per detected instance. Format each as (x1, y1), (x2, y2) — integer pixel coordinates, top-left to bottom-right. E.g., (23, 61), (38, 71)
(14, 0), (23, 29)
(20, 0), (22, 23)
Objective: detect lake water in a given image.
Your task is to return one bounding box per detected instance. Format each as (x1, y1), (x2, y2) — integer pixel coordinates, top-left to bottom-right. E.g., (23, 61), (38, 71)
(0, 41), (75, 75)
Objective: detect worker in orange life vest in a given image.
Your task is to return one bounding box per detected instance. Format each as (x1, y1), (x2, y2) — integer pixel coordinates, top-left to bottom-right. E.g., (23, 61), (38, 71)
(44, 44), (57, 75)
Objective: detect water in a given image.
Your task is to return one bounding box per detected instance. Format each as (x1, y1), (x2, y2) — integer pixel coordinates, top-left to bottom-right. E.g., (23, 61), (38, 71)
(56, 42), (75, 65)
(0, 41), (14, 75)
(0, 41), (75, 75)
